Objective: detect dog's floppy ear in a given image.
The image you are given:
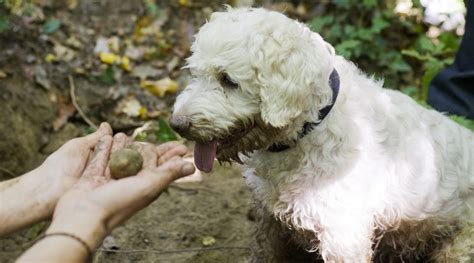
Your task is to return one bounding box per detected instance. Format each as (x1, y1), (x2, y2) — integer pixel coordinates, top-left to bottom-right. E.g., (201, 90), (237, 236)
(250, 29), (334, 128)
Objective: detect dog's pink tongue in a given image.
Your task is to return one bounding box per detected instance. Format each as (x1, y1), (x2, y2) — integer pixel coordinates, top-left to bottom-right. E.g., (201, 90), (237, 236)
(194, 141), (217, 173)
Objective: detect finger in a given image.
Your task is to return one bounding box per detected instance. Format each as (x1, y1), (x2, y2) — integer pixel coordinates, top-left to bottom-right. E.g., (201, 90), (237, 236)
(82, 123), (113, 149)
(141, 144), (158, 169)
(144, 157), (195, 184)
(156, 141), (185, 157)
(111, 133), (128, 152)
(97, 158), (194, 230)
(104, 133), (129, 179)
(80, 135), (113, 186)
(157, 144), (188, 165)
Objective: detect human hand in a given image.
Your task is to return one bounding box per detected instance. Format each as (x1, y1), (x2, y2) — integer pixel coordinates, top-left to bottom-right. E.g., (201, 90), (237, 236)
(0, 123), (113, 237)
(35, 123), (112, 204)
(46, 134), (194, 249)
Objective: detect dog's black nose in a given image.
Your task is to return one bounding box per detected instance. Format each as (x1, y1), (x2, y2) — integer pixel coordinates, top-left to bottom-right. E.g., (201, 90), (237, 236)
(169, 115), (191, 135)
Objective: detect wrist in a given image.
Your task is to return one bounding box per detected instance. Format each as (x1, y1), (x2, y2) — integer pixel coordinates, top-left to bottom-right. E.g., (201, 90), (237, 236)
(23, 168), (59, 219)
(47, 214), (108, 250)
(28, 166), (76, 217)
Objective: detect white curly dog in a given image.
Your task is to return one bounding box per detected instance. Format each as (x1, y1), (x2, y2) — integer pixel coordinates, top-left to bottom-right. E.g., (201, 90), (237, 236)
(171, 7), (474, 262)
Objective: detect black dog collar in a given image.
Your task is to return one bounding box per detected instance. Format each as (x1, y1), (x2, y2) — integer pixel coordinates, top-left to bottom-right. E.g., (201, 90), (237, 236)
(268, 69), (340, 152)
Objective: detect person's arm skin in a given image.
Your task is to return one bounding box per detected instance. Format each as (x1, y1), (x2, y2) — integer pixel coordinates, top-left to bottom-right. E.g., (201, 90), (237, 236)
(17, 134), (194, 263)
(0, 123), (112, 236)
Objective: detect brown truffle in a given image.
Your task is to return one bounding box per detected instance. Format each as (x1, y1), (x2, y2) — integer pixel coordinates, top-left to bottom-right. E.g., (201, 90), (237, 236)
(109, 148), (143, 179)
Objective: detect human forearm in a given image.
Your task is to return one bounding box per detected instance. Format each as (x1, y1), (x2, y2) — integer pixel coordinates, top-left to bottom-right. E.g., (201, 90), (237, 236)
(16, 235), (89, 263)
(0, 167), (66, 236)
(17, 214), (107, 263)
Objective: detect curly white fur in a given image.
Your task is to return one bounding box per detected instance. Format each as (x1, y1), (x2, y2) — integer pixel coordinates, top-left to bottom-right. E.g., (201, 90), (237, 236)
(172, 7), (474, 262)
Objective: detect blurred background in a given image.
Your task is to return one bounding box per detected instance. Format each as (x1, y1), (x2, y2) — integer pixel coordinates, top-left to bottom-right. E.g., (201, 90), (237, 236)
(0, 0), (471, 262)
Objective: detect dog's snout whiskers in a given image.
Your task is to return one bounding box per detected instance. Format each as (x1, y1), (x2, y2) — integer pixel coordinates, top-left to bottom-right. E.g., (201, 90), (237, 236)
(170, 115), (191, 135)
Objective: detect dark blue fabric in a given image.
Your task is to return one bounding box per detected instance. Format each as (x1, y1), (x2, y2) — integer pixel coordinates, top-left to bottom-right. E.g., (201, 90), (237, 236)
(428, 0), (474, 119)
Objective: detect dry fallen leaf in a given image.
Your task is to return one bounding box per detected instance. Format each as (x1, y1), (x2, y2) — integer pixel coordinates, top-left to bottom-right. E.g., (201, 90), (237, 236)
(34, 65), (51, 90)
(125, 44), (145, 60)
(202, 236), (216, 246)
(0, 70), (7, 79)
(140, 77), (178, 97)
(67, 0), (78, 10)
(121, 56), (131, 71)
(53, 103), (76, 131)
(66, 36), (82, 49)
(54, 43), (76, 62)
(108, 36), (120, 53)
(99, 52), (120, 65)
(45, 53), (57, 63)
(166, 56), (180, 72)
(131, 65), (162, 80)
(94, 37), (110, 54)
(99, 53), (131, 71)
(122, 97), (143, 118)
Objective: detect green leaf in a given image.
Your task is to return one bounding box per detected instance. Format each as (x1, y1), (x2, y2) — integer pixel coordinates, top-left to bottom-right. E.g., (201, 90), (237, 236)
(157, 118), (178, 142)
(363, 0), (377, 8)
(401, 49), (429, 61)
(0, 15), (9, 33)
(134, 132), (147, 142)
(449, 115), (474, 131)
(421, 61), (444, 101)
(308, 16), (334, 32)
(327, 25), (342, 41)
(355, 28), (373, 41)
(371, 17), (390, 33)
(343, 25), (355, 35)
(145, 1), (158, 16)
(42, 19), (61, 34)
(333, 0), (351, 9)
(98, 66), (116, 85)
(84, 126), (96, 135)
(335, 40), (361, 59)
(415, 36), (436, 53)
(438, 33), (461, 51)
(401, 85), (418, 99)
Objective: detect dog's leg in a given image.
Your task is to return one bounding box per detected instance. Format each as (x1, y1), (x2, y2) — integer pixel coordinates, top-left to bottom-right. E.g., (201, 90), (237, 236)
(251, 201), (323, 263)
(317, 219), (374, 263)
(251, 201), (288, 262)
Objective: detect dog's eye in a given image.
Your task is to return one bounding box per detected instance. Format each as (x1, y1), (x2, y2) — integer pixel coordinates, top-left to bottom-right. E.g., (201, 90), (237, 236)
(219, 73), (238, 89)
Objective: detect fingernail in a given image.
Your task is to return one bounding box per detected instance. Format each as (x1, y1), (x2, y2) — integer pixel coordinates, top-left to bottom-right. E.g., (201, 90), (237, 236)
(181, 162), (195, 175)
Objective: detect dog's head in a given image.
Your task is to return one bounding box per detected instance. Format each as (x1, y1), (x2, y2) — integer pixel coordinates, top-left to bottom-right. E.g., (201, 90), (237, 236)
(171, 7), (336, 172)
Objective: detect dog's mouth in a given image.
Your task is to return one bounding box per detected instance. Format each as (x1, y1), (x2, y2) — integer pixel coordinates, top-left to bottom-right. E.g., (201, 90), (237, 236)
(194, 127), (254, 173)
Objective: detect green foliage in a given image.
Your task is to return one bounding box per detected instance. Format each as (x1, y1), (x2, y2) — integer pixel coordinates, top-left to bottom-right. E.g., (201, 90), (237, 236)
(42, 18), (61, 34)
(307, 1), (461, 100)
(83, 126), (97, 135)
(0, 15), (9, 33)
(134, 131), (148, 141)
(98, 66), (116, 85)
(449, 115), (474, 131)
(157, 118), (178, 142)
(144, 0), (159, 16)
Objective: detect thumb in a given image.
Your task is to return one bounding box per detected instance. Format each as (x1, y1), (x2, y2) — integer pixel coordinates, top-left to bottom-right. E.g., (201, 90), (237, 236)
(82, 123), (113, 148)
